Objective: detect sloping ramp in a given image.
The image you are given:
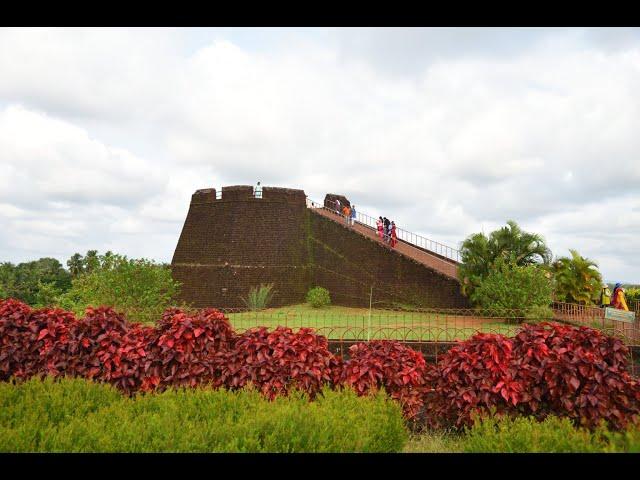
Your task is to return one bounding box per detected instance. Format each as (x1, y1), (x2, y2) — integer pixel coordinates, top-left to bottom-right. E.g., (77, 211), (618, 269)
(309, 206), (459, 281)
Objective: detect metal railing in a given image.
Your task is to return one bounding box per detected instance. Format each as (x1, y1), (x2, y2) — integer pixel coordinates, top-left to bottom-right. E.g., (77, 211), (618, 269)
(306, 197), (460, 263)
(551, 301), (640, 344)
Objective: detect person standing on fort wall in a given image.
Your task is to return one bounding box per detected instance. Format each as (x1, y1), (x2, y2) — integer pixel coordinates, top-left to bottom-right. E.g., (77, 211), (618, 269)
(383, 217), (390, 243)
(335, 198), (341, 214)
(254, 181), (262, 199)
(350, 205), (356, 226)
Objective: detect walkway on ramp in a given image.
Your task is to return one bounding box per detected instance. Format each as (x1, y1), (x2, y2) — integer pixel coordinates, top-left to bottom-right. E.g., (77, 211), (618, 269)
(307, 201), (460, 281)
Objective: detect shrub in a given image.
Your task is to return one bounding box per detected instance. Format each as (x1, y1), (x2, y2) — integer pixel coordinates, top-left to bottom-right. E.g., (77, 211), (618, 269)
(217, 326), (339, 400)
(340, 340), (428, 423)
(240, 283), (275, 311)
(0, 299), (77, 381)
(462, 414), (609, 453)
(306, 287), (331, 308)
(511, 322), (640, 430)
(524, 305), (555, 322)
(424, 323), (640, 431)
(0, 378), (408, 453)
(145, 307), (236, 392)
(626, 288), (640, 309)
(57, 255), (180, 324)
(470, 258), (554, 317)
(423, 333), (520, 430)
(0, 299), (37, 381)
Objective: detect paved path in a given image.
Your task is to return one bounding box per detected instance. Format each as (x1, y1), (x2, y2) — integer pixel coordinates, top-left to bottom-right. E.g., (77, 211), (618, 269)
(310, 207), (459, 280)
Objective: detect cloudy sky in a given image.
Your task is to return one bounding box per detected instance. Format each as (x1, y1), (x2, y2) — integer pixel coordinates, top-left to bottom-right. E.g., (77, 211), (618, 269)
(1, 27), (639, 282)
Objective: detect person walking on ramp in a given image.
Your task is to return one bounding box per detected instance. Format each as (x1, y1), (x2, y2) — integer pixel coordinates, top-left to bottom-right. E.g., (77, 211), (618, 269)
(342, 204), (351, 226)
(376, 216), (384, 239)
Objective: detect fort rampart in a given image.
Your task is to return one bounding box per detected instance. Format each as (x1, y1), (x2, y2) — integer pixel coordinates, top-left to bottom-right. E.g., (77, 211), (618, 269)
(171, 186), (469, 309)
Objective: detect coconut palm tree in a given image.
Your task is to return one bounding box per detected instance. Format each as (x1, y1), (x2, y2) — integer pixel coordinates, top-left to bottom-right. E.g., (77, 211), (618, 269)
(552, 249), (602, 305)
(458, 220), (552, 297)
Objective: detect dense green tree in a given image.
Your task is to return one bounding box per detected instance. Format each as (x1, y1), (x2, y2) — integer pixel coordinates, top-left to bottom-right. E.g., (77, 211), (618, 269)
(552, 249), (603, 305)
(458, 220), (552, 297)
(57, 252), (182, 324)
(470, 257), (554, 318)
(0, 258), (71, 306)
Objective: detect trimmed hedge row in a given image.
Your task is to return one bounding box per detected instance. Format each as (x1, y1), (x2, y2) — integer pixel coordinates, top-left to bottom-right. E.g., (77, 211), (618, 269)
(0, 377), (407, 452)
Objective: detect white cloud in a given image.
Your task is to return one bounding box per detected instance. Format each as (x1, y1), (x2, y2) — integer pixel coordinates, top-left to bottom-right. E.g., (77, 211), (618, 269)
(0, 28), (638, 283)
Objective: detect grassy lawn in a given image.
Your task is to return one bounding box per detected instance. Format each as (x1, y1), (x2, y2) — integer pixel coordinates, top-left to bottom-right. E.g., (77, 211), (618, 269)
(227, 304), (520, 341)
(403, 432), (464, 453)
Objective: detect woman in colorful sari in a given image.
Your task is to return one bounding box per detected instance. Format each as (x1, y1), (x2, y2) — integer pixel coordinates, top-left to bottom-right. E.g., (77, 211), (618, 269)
(376, 217), (384, 240)
(611, 283), (629, 311)
(390, 221), (398, 248)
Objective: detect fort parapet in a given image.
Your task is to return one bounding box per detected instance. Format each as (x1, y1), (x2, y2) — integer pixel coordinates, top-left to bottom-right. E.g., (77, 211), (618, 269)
(171, 185), (469, 309)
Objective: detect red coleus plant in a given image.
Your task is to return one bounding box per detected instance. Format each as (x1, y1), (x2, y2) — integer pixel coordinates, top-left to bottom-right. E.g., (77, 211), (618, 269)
(423, 333), (520, 429)
(66, 306), (132, 381)
(340, 340), (429, 421)
(0, 298), (35, 380)
(217, 326), (338, 400)
(0, 299), (78, 380)
(145, 307), (236, 391)
(511, 322), (640, 430)
(425, 324), (640, 431)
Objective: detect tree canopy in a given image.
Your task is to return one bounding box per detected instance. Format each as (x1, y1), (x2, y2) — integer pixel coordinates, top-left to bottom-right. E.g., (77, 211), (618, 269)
(458, 220), (551, 297)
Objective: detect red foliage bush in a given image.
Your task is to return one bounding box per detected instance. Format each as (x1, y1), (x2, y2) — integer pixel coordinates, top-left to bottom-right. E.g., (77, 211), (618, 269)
(67, 306), (131, 382)
(0, 298), (35, 380)
(217, 326), (338, 400)
(423, 333), (520, 429)
(145, 307), (236, 391)
(511, 322), (640, 430)
(424, 324), (640, 431)
(0, 299), (76, 380)
(340, 340), (428, 421)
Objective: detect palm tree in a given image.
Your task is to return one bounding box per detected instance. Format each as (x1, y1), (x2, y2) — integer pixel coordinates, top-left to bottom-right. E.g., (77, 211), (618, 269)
(458, 232), (492, 296)
(458, 220), (552, 297)
(489, 220), (552, 266)
(552, 249), (602, 305)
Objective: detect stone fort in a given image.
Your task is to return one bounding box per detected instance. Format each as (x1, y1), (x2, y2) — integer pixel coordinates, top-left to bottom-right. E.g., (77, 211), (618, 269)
(171, 185), (469, 309)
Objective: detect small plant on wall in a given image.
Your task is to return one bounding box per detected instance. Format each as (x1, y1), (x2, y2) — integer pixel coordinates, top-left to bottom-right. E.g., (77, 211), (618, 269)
(306, 287), (331, 308)
(240, 283), (275, 311)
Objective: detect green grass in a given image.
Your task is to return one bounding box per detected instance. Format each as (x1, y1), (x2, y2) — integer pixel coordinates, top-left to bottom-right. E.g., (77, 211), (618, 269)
(227, 304), (520, 341)
(403, 431), (464, 453)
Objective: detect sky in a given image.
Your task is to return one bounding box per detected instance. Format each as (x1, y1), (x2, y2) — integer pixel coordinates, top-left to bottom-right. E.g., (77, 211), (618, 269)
(0, 27), (639, 283)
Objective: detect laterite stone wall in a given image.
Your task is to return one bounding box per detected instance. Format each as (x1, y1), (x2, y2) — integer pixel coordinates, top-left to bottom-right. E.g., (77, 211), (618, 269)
(171, 186), (312, 308)
(308, 211), (469, 308)
(171, 186), (469, 308)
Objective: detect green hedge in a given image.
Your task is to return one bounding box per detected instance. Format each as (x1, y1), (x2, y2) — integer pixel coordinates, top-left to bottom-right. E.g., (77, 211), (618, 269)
(0, 377), (407, 453)
(461, 414), (640, 453)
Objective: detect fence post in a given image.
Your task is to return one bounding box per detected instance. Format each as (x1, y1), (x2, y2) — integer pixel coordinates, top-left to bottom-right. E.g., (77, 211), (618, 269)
(367, 286), (373, 341)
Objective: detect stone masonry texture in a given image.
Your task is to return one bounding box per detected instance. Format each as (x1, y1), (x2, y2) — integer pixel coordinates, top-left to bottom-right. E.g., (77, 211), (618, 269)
(171, 186), (469, 309)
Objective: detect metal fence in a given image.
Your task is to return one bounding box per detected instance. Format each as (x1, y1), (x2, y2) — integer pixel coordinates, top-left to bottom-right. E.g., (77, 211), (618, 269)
(551, 301), (640, 344)
(213, 302), (640, 347)
(208, 304), (640, 374)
